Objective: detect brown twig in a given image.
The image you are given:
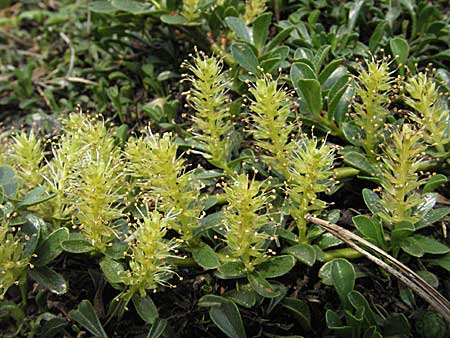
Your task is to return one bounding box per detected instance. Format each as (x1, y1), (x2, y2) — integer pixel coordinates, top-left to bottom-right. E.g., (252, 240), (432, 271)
(305, 214), (450, 323)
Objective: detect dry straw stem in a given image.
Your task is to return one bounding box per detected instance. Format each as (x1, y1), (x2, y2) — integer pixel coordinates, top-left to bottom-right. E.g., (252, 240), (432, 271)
(305, 214), (450, 323)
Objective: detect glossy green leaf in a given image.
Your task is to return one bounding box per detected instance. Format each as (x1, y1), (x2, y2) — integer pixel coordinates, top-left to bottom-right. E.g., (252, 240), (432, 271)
(362, 188), (387, 217)
(297, 78), (322, 116)
(29, 266), (67, 295)
(61, 233), (95, 253)
(283, 243), (316, 266)
(132, 295), (159, 324)
(248, 272), (281, 298)
(330, 258), (355, 308)
(282, 297), (311, 330)
(146, 318), (167, 338)
(69, 300), (108, 338)
(343, 151), (378, 175)
(225, 17), (251, 42)
(21, 214), (42, 257)
(390, 37), (409, 66)
(412, 235), (450, 255)
(400, 237), (424, 257)
(192, 243), (220, 270)
(160, 15), (188, 25)
(33, 228), (69, 266)
(256, 255), (296, 278)
(217, 261), (246, 279)
(17, 186), (54, 208)
(0, 166), (17, 197)
(253, 13), (271, 50)
(111, 0), (153, 14)
(89, 1), (117, 13)
(291, 62), (316, 85)
(383, 313), (411, 336)
(99, 257), (125, 284)
(319, 59), (344, 85)
(225, 286), (257, 309)
(429, 253), (450, 272)
(415, 207), (450, 230)
(342, 123), (363, 147)
(423, 174), (448, 193)
(352, 215), (385, 249)
(369, 22), (385, 51)
(266, 26), (295, 50)
(200, 296), (247, 338)
(231, 43), (259, 74)
(348, 291), (378, 326)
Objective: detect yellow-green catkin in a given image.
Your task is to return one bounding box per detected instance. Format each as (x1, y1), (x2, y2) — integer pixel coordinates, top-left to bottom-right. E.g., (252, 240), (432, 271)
(122, 209), (179, 298)
(403, 72), (450, 155)
(248, 76), (295, 178)
(377, 124), (427, 226)
(288, 138), (335, 242)
(242, 0), (268, 25)
(7, 132), (44, 189)
(126, 131), (201, 240)
(183, 52), (233, 173)
(223, 175), (272, 271)
(0, 226), (29, 299)
(352, 59), (393, 159)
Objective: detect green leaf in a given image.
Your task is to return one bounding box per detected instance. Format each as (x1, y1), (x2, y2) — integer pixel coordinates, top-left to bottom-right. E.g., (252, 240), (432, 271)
(33, 228), (69, 266)
(89, 1), (117, 13)
(429, 253), (450, 272)
(313, 45), (331, 72)
(347, 291), (378, 326)
(231, 43), (259, 74)
(17, 186), (54, 208)
(352, 216), (385, 249)
(369, 22), (386, 51)
(0, 166), (18, 197)
(225, 287), (257, 308)
(111, 0), (153, 14)
(160, 14), (188, 25)
(29, 266), (67, 295)
(69, 300), (108, 338)
(282, 298), (311, 330)
(192, 243), (220, 270)
(318, 58), (344, 85)
(343, 151), (378, 175)
(61, 233), (95, 253)
(423, 174), (447, 193)
(342, 122), (363, 147)
(225, 17), (251, 42)
(132, 295), (159, 324)
(297, 79), (322, 116)
(412, 235), (450, 255)
(390, 37), (410, 66)
(415, 208), (450, 230)
(99, 257), (125, 284)
(362, 188), (387, 217)
(39, 317), (67, 338)
(283, 243), (316, 266)
(21, 214), (42, 257)
(253, 13), (272, 50)
(248, 272), (281, 298)
(209, 299), (247, 338)
(400, 237), (424, 257)
(256, 255), (296, 278)
(217, 262), (246, 279)
(266, 26), (295, 50)
(146, 318), (167, 338)
(330, 258), (355, 308)
(291, 63), (317, 90)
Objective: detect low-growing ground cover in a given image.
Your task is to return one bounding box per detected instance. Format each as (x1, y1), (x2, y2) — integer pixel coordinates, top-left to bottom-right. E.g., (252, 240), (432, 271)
(0, 0), (449, 337)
